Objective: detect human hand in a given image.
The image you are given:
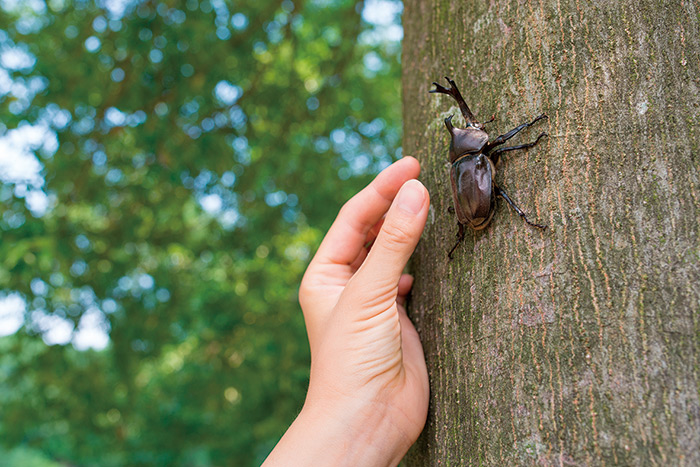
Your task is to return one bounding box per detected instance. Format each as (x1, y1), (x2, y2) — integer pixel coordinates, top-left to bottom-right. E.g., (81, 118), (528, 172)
(264, 156), (430, 466)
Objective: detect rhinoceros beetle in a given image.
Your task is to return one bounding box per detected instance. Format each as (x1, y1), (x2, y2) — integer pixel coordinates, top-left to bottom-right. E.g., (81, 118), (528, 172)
(430, 76), (548, 258)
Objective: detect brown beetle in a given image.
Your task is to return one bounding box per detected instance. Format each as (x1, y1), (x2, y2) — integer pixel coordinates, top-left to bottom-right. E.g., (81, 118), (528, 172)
(430, 76), (548, 258)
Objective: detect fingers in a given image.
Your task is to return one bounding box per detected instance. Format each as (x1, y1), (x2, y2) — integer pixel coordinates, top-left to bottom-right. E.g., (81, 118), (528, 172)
(364, 217), (386, 249)
(398, 274), (414, 296)
(347, 218), (387, 272)
(311, 157), (420, 267)
(396, 274), (413, 307)
(349, 179), (429, 308)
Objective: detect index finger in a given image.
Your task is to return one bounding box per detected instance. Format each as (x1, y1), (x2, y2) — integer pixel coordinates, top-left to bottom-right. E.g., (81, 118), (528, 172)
(311, 156), (421, 267)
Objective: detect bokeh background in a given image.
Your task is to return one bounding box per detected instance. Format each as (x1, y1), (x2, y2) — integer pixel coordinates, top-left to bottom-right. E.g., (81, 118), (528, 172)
(0, 0), (403, 465)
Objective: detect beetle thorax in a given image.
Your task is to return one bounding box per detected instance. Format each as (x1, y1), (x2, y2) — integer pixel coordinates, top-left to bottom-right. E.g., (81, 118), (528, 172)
(449, 127), (489, 162)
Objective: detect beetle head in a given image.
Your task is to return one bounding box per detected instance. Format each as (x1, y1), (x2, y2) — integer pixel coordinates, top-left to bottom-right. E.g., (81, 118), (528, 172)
(444, 115), (489, 162)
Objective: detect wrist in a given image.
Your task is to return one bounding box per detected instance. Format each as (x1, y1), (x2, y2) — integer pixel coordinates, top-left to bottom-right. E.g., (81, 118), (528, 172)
(264, 394), (412, 467)
(299, 396), (410, 467)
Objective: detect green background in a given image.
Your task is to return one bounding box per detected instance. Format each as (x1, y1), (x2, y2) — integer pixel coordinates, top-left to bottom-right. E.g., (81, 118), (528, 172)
(0, 0), (402, 464)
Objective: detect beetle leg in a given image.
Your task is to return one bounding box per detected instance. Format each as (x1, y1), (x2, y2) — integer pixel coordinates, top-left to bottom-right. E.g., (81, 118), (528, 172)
(495, 186), (547, 230)
(448, 223), (465, 259)
(429, 77), (478, 124)
(484, 114), (548, 153)
(489, 132), (548, 165)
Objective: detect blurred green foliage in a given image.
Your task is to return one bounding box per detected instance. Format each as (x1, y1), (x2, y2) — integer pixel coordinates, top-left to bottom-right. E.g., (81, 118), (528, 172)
(0, 445), (63, 466)
(0, 0), (402, 464)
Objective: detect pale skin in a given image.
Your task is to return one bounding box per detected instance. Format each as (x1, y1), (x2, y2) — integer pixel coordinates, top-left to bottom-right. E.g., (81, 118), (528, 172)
(263, 156), (430, 467)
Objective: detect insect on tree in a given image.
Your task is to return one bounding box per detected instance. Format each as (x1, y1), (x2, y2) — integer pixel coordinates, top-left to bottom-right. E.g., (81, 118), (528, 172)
(430, 76), (549, 258)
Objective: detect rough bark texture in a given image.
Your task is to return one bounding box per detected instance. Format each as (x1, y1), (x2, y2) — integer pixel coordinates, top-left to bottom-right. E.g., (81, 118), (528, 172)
(402, 1), (700, 465)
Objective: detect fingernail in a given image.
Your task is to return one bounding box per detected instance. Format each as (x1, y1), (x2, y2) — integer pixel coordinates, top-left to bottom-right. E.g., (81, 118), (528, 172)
(397, 180), (425, 215)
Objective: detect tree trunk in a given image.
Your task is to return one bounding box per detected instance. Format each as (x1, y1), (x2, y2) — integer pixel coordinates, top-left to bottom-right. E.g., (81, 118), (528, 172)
(402, 1), (700, 465)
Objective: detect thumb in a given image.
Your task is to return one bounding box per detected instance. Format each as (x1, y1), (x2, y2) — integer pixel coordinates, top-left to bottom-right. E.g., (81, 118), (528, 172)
(348, 179), (429, 304)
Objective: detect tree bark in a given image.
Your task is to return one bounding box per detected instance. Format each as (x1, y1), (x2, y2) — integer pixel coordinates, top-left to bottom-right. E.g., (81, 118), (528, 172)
(402, 1), (700, 465)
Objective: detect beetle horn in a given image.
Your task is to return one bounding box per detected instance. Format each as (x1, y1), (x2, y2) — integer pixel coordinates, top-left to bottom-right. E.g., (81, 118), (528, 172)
(444, 77), (478, 125)
(444, 114), (455, 133)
